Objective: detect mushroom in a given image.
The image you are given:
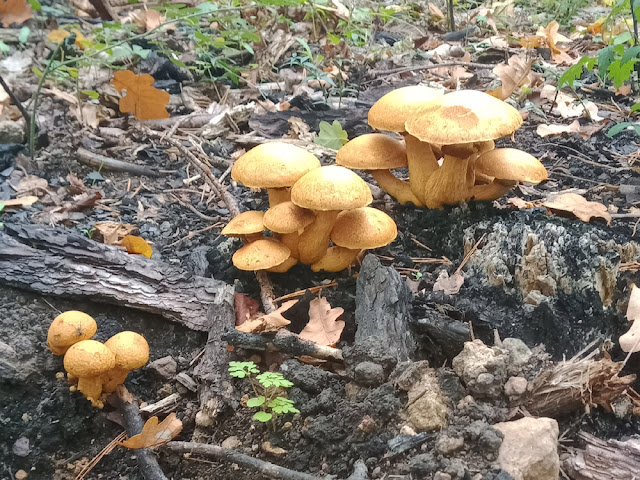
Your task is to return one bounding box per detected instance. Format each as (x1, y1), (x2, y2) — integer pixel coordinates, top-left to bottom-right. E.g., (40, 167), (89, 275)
(221, 210), (266, 243)
(312, 207), (397, 272)
(47, 311), (97, 355)
(231, 142), (321, 207)
(291, 165), (373, 264)
(64, 340), (116, 408)
(102, 331), (150, 393)
(263, 201), (315, 260)
(336, 134), (422, 205)
(405, 90), (523, 208)
(232, 237), (294, 273)
(468, 148), (548, 201)
(368, 85), (444, 203)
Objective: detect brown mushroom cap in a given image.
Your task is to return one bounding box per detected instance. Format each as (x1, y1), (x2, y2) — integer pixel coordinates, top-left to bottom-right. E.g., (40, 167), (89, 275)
(64, 340), (116, 378)
(475, 148), (548, 183)
(104, 331), (149, 370)
(231, 143), (321, 188)
(336, 134), (407, 170)
(331, 207), (398, 249)
(232, 238), (291, 271)
(263, 201), (315, 234)
(221, 211), (265, 237)
(47, 311), (98, 355)
(291, 165), (372, 211)
(368, 86), (445, 132)
(405, 90), (523, 144)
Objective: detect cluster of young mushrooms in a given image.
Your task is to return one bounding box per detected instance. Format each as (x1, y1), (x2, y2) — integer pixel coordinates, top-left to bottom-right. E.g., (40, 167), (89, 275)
(225, 87), (547, 273)
(47, 311), (149, 408)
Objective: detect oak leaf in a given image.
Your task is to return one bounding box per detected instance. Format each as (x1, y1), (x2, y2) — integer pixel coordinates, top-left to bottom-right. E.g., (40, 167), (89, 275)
(536, 120), (605, 140)
(111, 71), (170, 121)
(236, 300), (298, 333)
(488, 55), (537, 100)
(621, 284), (640, 353)
(0, 0), (32, 27)
(542, 193), (611, 225)
(94, 222), (138, 245)
(119, 413), (182, 449)
(121, 235), (153, 258)
(299, 297), (344, 346)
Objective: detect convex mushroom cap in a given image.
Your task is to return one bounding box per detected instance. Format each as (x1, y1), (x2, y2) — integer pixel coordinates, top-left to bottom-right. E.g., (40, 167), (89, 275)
(263, 201), (315, 234)
(47, 311), (98, 355)
(474, 148), (548, 184)
(336, 134), (407, 170)
(331, 207), (398, 249)
(291, 165), (372, 211)
(221, 211), (265, 240)
(64, 340), (116, 378)
(102, 331), (150, 392)
(368, 86), (444, 132)
(232, 238), (291, 271)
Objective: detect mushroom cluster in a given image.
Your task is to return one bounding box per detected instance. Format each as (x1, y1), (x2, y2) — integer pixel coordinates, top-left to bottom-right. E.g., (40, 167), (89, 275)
(337, 87), (548, 208)
(226, 143), (398, 273)
(47, 311), (149, 408)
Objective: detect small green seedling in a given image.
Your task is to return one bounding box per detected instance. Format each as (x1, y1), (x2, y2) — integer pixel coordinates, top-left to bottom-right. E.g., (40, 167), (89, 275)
(229, 361), (299, 429)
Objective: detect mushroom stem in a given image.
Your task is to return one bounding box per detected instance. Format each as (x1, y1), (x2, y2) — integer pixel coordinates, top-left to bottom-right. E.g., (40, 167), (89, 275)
(267, 188), (290, 207)
(370, 169), (423, 206)
(101, 367), (130, 393)
(77, 377), (104, 408)
(244, 233), (263, 243)
(297, 210), (339, 264)
(423, 154), (475, 209)
(467, 179), (517, 202)
(280, 232), (300, 259)
(311, 247), (361, 272)
(404, 134), (440, 203)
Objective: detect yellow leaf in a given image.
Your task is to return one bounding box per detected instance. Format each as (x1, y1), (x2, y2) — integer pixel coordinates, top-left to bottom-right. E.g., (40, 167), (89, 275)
(519, 36), (542, 48)
(235, 299), (298, 333)
(47, 29), (88, 49)
(299, 297), (344, 347)
(0, 0), (32, 27)
(119, 413), (182, 449)
(111, 71), (170, 121)
(121, 235), (153, 258)
(542, 193), (611, 225)
(543, 21), (573, 65)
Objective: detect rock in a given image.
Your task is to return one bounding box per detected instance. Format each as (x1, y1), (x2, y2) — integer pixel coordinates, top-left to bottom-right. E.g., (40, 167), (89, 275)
(0, 340), (36, 382)
(221, 436), (241, 449)
(502, 338), (532, 368)
(504, 377), (528, 398)
(281, 359), (340, 394)
(443, 458), (467, 479)
(452, 340), (507, 399)
(358, 415), (378, 433)
(346, 459), (369, 480)
(15, 470), (27, 480)
(410, 452), (440, 475)
(436, 434), (465, 456)
(494, 417), (559, 480)
(478, 427), (504, 454)
(262, 441), (287, 456)
(0, 120), (24, 144)
(354, 361), (385, 386)
(398, 362), (448, 432)
(147, 356), (177, 379)
(400, 425), (417, 436)
(434, 473), (452, 480)
(12, 437), (30, 457)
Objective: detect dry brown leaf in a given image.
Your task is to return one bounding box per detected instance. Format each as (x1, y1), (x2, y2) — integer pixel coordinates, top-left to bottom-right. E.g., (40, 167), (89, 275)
(0, 0), (32, 27)
(111, 71), (170, 121)
(47, 29), (87, 49)
(121, 235), (153, 258)
(540, 85), (603, 121)
(519, 36), (542, 48)
(508, 197), (540, 209)
(433, 270), (464, 295)
(131, 9), (165, 32)
(488, 55), (536, 100)
(15, 175), (49, 196)
(1, 196), (38, 208)
(67, 173), (87, 195)
(94, 222), (138, 245)
(62, 191), (102, 212)
(536, 120), (605, 140)
(428, 2), (445, 19)
(543, 21), (573, 65)
(286, 116), (315, 142)
(236, 299), (298, 334)
(621, 284), (640, 353)
(299, 297), (345, 347)
(235, 292), (260, 326)
(119, 413), (182, 449)
(543, 193), (611, 225)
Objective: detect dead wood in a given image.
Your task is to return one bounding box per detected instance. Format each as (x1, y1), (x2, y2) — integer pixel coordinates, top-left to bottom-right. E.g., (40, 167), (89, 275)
(0, 223), (231, 332)
(222, 328), (344, 362)
(77, 147), (161, 177)
(87, 0), (120, 21)
(562, 431), (640, 480)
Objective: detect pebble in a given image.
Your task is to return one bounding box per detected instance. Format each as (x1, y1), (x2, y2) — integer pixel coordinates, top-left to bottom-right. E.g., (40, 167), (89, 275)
(504, 377), (528, 398)
(221, 436), (241, 449)
(12, 437), (30, 457)
(15, 470), (28, 480)
(147, 356), (177, 380)
(354, 361), (385, 386)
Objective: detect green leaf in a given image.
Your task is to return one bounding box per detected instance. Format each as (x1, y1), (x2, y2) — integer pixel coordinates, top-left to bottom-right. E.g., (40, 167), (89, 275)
(558, 56), (596, 88)
(81, 90), (100, 100)
(631, 103), (640, 113)
(609, 59), (637, 88)
(0, 203), (5, 213)
(18, 27), (30, 44)
(253, 411), (273, 422)
(621, 46), (640, 66)
(27, 0), (41, 9)
(267, 397), (299, 414)
(597, 46), (616, 82)
(607, 122), (640, 137)
(614, 31), (633, 45)
(327, 33), (340, 45)
(296, 38), (313, 60)
(170, 57), (187, 68)
(229, 361), (259, 378)
(314, 121), (349, 150)
(256, 372), (293, 388)
(247, 396), (266, 407)
(0, 41), (10, 53)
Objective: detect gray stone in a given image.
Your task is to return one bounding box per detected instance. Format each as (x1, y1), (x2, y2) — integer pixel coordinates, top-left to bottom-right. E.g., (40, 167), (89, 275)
(504, 377), (528, 398)
(147, 356), (177, 379)
(0, 120), (24, 144)
(221, 436), (241, 449)
(409, 452), (439, 475)
(354, 361), (385, 387)
(436, 434), (465, 456)
(502, 338), (532, 368)
(405, 365), (448, 432)
(12, 437), (30, 457)
(452, 340), (507, 399)
(434, 473), (452, 480)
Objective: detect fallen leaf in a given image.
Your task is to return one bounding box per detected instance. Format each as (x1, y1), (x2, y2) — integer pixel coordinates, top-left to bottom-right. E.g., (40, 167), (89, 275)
(119, 413), (182, 449)
(488, 55), (537, 100)
(235, 293), (260, 326)
(121, 235), (153, 258)
(508, 197), (541, 209)
(299, 297), (345, 346)
(14, 175), (49, 196)
(236, 300), (298, 334)
(536, 120), (605, 140)
(94, 222), (139, 245)
(314, 120), (348, 150)
(433, 270), (464, 295)
(620, 284), (640, 353)
(543, 21), (573, 65)
(0, 0), (32, 27)
(111, 71), (170, 121)
(67, 173), (87, 195)
(0, 196), (38, 208)
(428, 2), (444, 19)
(131, 9), (165, 32)
(47, 29), (87, 49)
(61, 191), (102, 212)
(286, 116), (315, 142)
(543, 193), (611, 225)
(519, 36), (542, 48)
(540, 85), (603, 121)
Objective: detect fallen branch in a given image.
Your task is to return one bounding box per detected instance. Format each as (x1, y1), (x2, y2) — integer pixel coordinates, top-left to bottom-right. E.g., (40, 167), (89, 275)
(77, 147), (160, 177)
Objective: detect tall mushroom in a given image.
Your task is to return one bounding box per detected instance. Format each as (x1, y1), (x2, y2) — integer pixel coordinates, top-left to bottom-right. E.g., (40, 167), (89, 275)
(336, 133), (422, 206)
(312, 207), (398, 272)
(405, 90), (523, 208)
(368, 85), (444, 203)
(102, 331), (150, 393)
(263, 201), (315, 260)
(291, 165), (372, 264)
(221, 210), (265, 243)
(231, 142), (321, 207)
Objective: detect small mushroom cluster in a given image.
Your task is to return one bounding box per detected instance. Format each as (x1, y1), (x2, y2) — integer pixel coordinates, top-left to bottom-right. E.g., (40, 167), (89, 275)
(225, 143), (398, 273)
(336, 87), (548, 208)
(47, 311), (149, 408)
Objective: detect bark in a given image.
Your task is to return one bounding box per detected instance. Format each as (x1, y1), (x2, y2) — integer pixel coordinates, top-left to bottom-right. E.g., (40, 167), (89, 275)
(563, 432), (640, 480)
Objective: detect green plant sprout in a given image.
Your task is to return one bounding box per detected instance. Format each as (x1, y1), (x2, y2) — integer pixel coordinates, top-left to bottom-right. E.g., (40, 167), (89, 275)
(229, 361), (299, 429)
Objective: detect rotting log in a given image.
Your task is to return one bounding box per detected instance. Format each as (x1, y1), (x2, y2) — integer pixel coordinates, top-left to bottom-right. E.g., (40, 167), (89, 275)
(355, 254), (416, 362)
(0, 224), (231, 332)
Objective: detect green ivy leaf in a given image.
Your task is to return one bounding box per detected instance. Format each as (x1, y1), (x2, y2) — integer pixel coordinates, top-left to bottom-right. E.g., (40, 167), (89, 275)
(253, 411), (273, 422)
(18, 27), (30, 44)
(247, 396), (266, 408)
(607, 122), (640, 137)
(314, 121), (349, 150)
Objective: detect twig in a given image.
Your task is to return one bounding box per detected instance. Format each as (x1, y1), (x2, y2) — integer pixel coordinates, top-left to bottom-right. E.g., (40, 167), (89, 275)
(167, 223), (223, 248)
(116, 386), (168, 480)
(0, 72), (30, 132)
(446, 0), (455, 31)
(273, 281), (339, 303)
(369, 62), (498, 77)
(167, 441), (322, 480)
(455, 233), (486, 275)
(169, 193), (220, 222)
(411, 236), (432, 252)
(75, 432), (127, 480)
(77, 147), (160, 177)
